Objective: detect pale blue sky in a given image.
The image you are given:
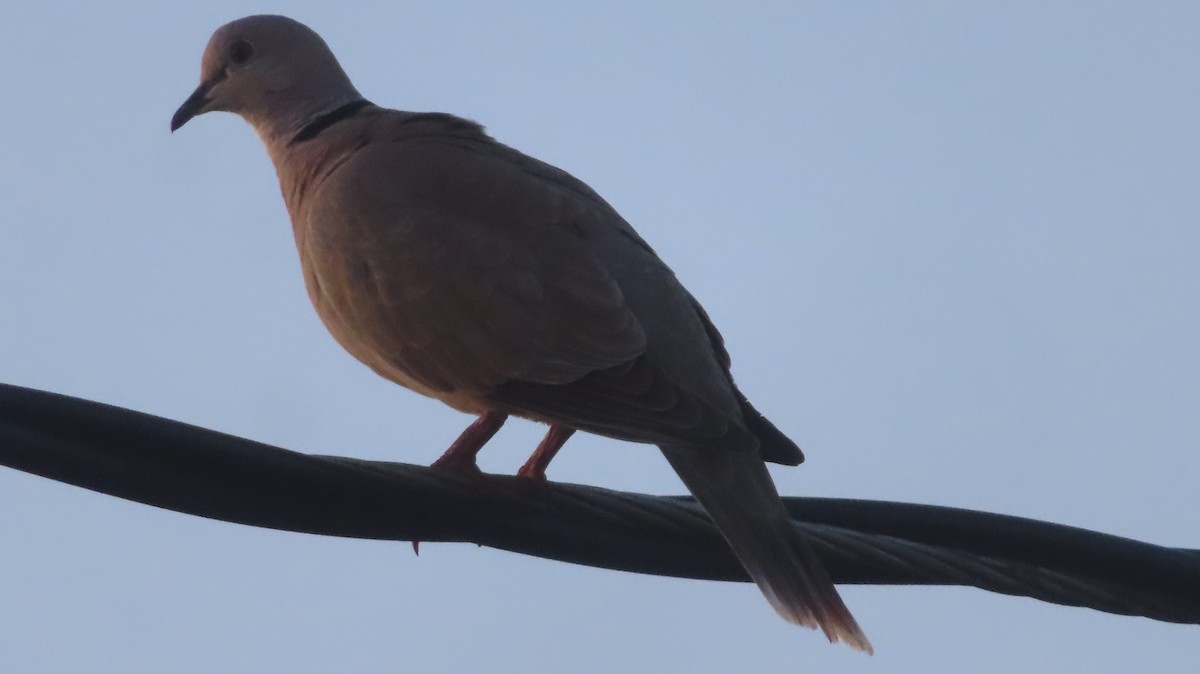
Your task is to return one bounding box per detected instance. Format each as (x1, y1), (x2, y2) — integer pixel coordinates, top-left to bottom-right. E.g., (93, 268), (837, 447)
(1, 2), (1197, 672)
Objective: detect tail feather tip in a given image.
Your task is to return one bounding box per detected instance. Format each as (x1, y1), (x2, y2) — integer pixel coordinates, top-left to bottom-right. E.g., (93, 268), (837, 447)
(764, 591), (874, 655)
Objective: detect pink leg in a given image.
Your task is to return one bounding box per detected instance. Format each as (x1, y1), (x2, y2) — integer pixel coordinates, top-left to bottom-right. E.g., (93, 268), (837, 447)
(431, 411), (508, 475)
(517, 425), (576, 481)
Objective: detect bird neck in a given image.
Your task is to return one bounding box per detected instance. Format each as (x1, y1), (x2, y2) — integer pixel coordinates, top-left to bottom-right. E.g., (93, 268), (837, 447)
(288, 99), (373, 144)
(251, 88), (366, 149)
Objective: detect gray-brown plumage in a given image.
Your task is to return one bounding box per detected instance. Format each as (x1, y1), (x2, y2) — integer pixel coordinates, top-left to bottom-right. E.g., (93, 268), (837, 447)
(171, 14), (870, 652)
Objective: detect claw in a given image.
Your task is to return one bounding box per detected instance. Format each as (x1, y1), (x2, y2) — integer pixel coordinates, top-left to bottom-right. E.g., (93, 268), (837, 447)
(517, 425), (576, 481)
(431, 411), (507, 475)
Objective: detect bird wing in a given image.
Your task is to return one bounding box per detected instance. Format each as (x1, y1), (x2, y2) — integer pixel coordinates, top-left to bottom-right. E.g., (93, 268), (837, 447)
(303, 111), (756, 450)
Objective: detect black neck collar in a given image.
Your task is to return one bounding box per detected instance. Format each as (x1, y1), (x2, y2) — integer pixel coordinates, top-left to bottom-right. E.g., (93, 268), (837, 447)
(290, 99), (373, 145)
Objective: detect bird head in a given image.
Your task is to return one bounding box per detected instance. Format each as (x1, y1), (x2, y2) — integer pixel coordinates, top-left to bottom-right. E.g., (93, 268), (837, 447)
(171, 15), (361, 140)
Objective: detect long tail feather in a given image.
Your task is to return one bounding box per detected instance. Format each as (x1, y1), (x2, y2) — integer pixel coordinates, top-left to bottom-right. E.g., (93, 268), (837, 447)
(660, 445), (872, 653)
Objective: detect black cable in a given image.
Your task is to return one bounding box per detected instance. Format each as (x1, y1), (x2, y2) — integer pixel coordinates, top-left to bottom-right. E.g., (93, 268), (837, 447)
(1, 383), (1196, 624)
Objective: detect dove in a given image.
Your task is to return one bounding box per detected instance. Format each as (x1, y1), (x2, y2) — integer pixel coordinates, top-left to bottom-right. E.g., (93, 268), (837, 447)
(171, 14), (870, 652)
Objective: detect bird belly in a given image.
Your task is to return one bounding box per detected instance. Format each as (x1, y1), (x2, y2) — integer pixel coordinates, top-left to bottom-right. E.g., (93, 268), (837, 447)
(294, 234), (491, 415)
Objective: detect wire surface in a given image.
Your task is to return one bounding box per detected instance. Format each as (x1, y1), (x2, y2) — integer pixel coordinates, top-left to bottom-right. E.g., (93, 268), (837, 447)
(2, 383), (1197, 624)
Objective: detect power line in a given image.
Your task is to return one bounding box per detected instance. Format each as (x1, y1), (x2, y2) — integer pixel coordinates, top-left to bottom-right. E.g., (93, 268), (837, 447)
(2, 383), (1196, 624)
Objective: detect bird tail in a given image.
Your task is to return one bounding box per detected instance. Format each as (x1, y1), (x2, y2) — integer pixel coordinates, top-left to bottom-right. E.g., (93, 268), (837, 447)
(660, 445), (873, 654)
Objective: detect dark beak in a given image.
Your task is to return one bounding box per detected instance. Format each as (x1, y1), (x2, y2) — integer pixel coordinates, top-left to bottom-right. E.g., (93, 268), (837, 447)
(171, 79), (216, 132)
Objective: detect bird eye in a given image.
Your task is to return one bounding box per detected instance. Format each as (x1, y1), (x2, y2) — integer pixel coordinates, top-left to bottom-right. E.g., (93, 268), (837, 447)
(228, 40), (254, 66)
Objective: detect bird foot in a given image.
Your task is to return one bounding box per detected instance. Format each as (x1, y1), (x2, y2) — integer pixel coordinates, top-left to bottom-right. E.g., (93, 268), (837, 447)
(515, 460), (548, 482)
(516, 425), (575, 482)
(430, 453), (484, 477)
(430, 411), (507, 478)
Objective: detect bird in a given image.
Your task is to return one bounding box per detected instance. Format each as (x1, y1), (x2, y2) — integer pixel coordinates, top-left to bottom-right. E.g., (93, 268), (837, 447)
(171, 14), (870, 652)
